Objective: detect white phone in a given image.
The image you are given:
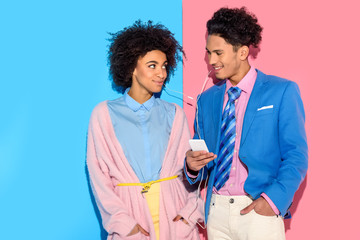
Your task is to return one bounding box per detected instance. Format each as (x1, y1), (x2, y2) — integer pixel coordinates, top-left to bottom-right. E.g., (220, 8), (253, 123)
(189, 139), (209, 152)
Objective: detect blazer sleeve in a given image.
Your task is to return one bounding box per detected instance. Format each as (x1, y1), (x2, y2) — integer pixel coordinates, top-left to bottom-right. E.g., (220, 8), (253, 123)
(263, 81), (308, 216)
(86, 112), (138, 237)
(184, 94), (208, 185)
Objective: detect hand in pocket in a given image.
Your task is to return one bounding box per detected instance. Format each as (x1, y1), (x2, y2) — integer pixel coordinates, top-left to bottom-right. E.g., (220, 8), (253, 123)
(127, 224), (149, 237)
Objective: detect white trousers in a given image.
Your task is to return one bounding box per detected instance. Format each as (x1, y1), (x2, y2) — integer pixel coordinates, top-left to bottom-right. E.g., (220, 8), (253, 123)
(207, 195), (285, 240)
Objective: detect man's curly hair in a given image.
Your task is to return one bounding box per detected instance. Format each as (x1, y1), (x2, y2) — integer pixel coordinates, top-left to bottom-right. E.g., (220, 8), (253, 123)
(207, 7), (263, 49)
(108, 20), (183, 93)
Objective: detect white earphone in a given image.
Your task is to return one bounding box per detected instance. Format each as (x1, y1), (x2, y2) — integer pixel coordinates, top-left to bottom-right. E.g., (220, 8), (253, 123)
(164, 69), (213, 229)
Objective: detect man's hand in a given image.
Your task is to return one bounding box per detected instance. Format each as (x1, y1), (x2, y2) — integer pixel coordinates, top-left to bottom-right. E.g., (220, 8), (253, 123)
(186, 150), (217, 172)
(127, 224), (149, 237)
(240, 197), (276, 216)
(173, 215), (189, 225)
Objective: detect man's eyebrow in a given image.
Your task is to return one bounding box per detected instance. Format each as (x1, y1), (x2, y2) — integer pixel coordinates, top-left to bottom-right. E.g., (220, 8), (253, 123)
(206, 48), (223, 51)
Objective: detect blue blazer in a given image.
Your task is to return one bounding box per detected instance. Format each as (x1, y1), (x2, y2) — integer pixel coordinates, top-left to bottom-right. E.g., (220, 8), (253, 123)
(185, 69), (308, 222)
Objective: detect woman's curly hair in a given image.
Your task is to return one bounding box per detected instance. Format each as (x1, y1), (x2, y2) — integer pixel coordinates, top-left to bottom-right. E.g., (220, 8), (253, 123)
(207, 7), (263, 49)
(108, 20), (184, 93)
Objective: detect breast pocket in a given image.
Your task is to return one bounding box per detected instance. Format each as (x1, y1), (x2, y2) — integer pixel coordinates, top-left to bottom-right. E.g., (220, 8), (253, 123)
(243, 107), (277, 160)
(256, 108), (274, 117)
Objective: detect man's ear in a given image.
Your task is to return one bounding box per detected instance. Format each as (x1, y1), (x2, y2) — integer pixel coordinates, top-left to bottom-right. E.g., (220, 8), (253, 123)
(238, 45), (250, 60)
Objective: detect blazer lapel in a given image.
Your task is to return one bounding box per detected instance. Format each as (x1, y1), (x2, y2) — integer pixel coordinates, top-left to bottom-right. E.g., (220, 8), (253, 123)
(212, 82), (226, 164)
(240, 70), (268, 147)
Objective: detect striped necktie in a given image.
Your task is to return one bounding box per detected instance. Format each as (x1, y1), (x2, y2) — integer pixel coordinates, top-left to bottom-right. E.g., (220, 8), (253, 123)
(214, 86), (241, 191)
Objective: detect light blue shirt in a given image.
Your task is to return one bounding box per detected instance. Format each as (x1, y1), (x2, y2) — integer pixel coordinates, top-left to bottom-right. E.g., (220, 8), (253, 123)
(107, 90), (175, 183)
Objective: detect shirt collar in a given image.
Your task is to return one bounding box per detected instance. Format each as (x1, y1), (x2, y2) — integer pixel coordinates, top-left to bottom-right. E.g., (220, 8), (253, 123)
(124, 88), (155, 112)
(225, 66), (257, 94)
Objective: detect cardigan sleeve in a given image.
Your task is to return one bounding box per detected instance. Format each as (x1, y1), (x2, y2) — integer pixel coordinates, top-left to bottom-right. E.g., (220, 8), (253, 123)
(177, 177), (205, 226)
(86, 110), (138, 238)
(174, 107), (205, 225)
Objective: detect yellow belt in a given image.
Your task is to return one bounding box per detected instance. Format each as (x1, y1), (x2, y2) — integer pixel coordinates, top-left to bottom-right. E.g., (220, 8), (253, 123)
(117, 175), (178, 193)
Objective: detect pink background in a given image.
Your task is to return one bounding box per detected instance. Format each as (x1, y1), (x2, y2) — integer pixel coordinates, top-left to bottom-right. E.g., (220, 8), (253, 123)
(182, 0), (360, 239)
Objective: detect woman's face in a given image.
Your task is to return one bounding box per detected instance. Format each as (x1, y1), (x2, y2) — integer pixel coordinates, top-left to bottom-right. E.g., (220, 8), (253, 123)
(131, 50), (167, 96)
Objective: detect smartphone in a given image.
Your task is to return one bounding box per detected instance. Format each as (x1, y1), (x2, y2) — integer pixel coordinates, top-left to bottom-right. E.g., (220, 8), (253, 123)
(189, 139), (209, 152)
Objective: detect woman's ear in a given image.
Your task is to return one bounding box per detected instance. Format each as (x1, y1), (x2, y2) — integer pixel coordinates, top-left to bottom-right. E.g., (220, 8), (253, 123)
(132, 67), (137, 78)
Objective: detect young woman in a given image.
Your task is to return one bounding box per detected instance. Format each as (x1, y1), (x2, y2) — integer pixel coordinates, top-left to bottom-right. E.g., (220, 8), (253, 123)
(86, 21), (203, 240)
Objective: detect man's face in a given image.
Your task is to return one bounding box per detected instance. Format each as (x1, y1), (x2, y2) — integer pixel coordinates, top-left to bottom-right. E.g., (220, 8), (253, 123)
(206, 34), (242, 82)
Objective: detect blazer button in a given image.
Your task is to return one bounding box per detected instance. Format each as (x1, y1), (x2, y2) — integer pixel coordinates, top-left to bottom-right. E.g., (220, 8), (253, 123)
(229, 198), (234, 204)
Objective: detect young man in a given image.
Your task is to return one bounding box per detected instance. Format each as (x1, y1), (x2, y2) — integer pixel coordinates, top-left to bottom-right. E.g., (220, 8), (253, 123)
(185, 7), (308, 240)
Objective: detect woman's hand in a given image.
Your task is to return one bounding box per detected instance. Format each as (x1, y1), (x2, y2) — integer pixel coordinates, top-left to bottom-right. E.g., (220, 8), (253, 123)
(173, 215), (189, 225)
(127, 224), (149, 237)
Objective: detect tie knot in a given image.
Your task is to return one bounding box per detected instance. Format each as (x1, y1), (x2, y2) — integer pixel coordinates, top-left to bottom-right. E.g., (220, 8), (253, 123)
(228, 87), (241, 102)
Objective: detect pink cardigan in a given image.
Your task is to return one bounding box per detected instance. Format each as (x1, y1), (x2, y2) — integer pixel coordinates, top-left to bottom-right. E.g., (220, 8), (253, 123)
(87, 101), (204, 240)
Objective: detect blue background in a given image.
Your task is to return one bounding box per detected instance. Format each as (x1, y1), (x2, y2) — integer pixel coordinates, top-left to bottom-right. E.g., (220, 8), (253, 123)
(0, 1), (183, 239)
